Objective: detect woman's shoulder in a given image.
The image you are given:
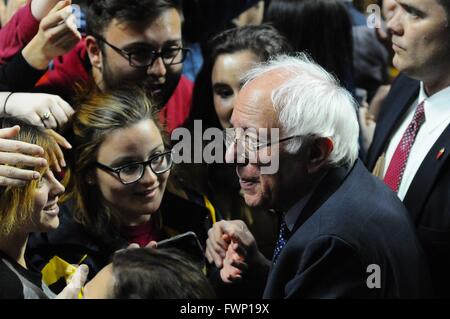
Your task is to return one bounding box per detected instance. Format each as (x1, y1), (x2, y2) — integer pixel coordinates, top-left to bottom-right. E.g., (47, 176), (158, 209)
(0, 258), (25, 299)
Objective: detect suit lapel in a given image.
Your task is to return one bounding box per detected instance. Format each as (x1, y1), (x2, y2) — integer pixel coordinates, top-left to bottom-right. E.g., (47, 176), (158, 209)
(367, 76), (420, 169)
(404, 124), (450, 224)
(292, 164), (351, 234)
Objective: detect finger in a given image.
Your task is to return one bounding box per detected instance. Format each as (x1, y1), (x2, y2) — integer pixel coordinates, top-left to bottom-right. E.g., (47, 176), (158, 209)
(42, 113), (58, 129)
(56, 98), (75, 118)
(28, 113), (46, 128)
(49, 149), (62, 173)
(207, 230), (226, 259)
(41, 2), (72, 30)
(127, 243), (140, 250)
(0, 150), (47, 167)
(71, 264), (89, 289)
(64, 14), (81, 36)
(206, 238), (223, 268)
(230, 259), (248, 272)
(51, 27), (81, 49)
(49, 103), (69, 127)
(52, 141), (66, 168)
(229, 238), (248, 259)
(0, 176), (27, 187)
(46, 129), (72, 149)
(213, 222), (229, 251)
(0, 125), (20, 139)
(0, 142), (46, 160)
(0, 165), (41, 182)
(43, 20), (75, 45)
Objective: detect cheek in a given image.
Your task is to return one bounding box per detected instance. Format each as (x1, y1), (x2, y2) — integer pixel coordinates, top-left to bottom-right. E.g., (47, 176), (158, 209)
(97, 173), (127, 201)
(214, 97), (235, 124)
(33, 189), (48, 212)
(167, 64), (182, 76)
(259, 174), (277, 195)
(105, 57), (142, 79)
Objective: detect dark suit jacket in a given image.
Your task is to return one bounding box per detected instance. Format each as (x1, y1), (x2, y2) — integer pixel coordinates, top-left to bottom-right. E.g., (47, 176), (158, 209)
(366, 74), (450, 297)
(263, 161), (431, 298)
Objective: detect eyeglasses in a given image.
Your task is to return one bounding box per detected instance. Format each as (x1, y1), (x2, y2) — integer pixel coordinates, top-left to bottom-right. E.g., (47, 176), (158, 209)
(94, 34), (189, 68)
(223, 129), (302, 159)
(95, 151), (173, 185)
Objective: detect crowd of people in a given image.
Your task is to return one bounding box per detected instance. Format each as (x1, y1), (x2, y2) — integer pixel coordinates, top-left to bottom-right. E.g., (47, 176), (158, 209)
(0, 0), (448, 299)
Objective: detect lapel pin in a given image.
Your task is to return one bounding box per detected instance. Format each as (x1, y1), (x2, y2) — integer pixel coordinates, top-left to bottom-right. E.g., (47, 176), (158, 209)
(436, 148), (445, 160)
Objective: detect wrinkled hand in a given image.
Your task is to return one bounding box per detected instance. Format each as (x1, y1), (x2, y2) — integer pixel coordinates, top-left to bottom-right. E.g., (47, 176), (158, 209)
(5, 93), (74, 129)
(23, 0), (81, 70)
(205, 220), (257, 270)
(55, 264), (89, 299)
(220, 236), (247, 283)
(0, 126), (47, 187)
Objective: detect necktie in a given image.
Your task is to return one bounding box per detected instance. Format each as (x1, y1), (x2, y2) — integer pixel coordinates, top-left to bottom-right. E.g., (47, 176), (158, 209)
(384, 102), (426, 192)
(273, 219), (291, 264)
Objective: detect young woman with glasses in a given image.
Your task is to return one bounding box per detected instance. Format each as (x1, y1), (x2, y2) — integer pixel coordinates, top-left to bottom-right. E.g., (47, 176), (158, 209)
(27, 87), (215, 291)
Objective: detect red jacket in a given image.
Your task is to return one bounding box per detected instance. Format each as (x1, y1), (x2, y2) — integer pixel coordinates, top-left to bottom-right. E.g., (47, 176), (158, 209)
(0, 3), (193, 133)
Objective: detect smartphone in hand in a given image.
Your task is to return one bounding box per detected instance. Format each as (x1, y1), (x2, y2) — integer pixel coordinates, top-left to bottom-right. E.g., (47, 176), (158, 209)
(157, 231), (205, 266)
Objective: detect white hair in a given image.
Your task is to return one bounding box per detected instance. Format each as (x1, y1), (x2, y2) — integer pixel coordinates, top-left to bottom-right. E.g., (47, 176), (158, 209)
(242, 53), (359, 167)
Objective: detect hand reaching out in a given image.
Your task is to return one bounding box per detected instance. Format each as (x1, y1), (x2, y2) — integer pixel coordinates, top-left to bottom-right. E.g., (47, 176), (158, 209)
(22, 0), (81, 70)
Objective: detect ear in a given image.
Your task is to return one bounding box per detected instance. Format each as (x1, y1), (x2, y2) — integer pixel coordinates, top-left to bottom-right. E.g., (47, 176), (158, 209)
(85, 35), (103, 69)
(306, 137), (333, 174)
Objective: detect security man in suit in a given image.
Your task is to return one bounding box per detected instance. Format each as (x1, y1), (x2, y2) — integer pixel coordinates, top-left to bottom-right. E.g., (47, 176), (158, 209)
(366, 0), (450, 297)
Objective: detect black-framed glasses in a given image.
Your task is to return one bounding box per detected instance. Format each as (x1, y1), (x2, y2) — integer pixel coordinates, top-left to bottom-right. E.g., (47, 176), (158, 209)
(224, 129), (302, 159)
(93, 34), (189, 68)
(95, 151), (173, 185)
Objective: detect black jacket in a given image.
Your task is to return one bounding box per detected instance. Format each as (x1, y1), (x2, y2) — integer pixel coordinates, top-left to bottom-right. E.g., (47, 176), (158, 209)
(27, 190), (214, 293)
(366, 74), (450, 297)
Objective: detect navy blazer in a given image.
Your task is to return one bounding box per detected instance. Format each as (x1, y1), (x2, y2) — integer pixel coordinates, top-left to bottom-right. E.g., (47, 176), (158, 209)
(366, 74), (450, 297)
(263, 161), (431, 298)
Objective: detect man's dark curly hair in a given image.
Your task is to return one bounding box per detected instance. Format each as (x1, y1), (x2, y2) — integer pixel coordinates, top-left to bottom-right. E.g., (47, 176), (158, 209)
(86, 0), (180, 37)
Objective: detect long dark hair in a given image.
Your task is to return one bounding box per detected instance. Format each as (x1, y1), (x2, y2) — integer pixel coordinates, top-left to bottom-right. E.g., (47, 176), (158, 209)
(187, 24), (291, 131)
(67, 87), (164, 246)
(265, 0), (354, 91)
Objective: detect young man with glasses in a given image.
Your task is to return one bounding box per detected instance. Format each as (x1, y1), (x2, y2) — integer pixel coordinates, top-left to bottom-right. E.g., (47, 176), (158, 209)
(35, 0), (191, 133)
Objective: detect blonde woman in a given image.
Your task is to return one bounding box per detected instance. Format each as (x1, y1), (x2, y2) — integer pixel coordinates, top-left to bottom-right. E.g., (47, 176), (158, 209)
(0, 118), (87, 299)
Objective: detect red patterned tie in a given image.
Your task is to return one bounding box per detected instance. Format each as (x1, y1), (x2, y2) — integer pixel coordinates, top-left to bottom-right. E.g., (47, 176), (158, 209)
(384, 102), (426, 192)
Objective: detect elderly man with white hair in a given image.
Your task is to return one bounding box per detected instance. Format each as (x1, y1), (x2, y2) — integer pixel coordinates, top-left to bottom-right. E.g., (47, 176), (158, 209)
(205, 54), (431, 298)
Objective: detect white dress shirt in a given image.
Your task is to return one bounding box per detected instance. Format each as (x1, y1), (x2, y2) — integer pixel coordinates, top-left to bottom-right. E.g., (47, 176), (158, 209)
(383, 82), (450, 200)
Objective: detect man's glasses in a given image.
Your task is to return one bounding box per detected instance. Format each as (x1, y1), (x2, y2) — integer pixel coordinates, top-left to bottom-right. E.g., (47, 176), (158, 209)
(95, 151), (173, 185)
(94, 34), (189, 68)
(223, 129), (301, 159)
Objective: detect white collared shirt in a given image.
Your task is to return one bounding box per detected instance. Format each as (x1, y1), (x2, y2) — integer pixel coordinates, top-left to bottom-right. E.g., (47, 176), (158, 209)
(383, 82), (450, 200)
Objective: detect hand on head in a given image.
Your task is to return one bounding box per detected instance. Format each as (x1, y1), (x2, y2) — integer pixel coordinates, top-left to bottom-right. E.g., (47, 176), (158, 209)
(3, 92), (75, 130)
(0, 125), (47, 187)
